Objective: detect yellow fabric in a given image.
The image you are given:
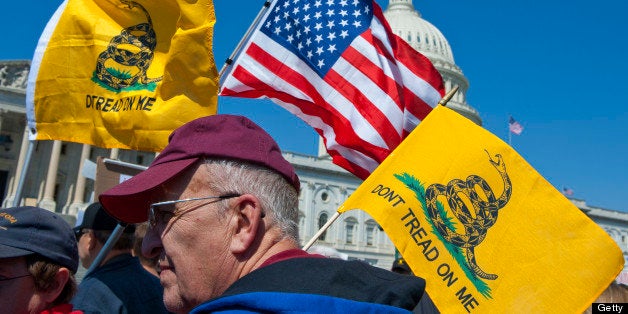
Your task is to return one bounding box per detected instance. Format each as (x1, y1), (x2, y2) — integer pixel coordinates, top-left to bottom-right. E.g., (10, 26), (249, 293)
(339, 105), (624, 313)
(28, 0), (218, 152)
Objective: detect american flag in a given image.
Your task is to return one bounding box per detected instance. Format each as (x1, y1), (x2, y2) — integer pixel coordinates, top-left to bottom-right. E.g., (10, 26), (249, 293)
(509, 116), (523, 135)
(220, 0), (445, 179)
(562, 187), (574, 196)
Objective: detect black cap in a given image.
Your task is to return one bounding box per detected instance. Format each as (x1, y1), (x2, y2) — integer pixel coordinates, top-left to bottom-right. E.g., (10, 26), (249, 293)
(0, 206), (79, 273)
(75, 202), (135, 233)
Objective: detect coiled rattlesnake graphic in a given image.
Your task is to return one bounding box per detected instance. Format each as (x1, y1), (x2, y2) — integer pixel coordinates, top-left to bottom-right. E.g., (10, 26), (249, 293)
(94, 0), (162, 90)
(425, 150), (511, 280)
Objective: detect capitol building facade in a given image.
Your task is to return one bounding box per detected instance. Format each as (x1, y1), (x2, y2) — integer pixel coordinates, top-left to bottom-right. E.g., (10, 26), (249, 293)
(0, 0), (626, 281)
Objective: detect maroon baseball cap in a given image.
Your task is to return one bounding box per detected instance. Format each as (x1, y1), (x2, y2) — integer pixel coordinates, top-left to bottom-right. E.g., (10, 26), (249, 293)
(99, 115), (300, 223)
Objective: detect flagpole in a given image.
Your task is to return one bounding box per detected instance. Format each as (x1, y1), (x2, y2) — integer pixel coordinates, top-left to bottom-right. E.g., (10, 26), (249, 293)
(86, 158), (147, 276)
(85, 223), (128, 276)
(508, 115), (512, 146)
(218, 0), (272, 82)
(12, 141), (35, 207)
(302, 212), (341, 251)
(302, 87), (459, 251)
(437, 86), (458, 107)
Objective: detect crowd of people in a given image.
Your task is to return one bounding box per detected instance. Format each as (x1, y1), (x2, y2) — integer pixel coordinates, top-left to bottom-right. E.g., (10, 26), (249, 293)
(0, 203), (168, 314)
(1, 114), (624, 313)
(71, 202), (168, 313)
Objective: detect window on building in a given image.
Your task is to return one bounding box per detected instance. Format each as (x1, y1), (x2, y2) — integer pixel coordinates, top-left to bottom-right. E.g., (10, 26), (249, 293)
(364, 258), (378, 266)
(365, 221), (376, 246)
(318, 212), (328, 241)
(345, 217), (357, 244)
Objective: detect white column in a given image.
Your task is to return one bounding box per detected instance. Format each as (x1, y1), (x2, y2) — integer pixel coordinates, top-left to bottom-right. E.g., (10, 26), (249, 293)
(110, 148), (119, 159)
(38, 140), (62, 211)
(67, 144), (91, 215)
(3, 126), (30, 207)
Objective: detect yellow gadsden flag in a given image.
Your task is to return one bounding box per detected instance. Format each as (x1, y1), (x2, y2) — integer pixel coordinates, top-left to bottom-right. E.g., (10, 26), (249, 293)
(26, 0), (218, 151)
(339, 106), (623, 313)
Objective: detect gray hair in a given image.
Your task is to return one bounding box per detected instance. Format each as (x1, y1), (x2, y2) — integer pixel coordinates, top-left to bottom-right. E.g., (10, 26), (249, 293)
(202, 158), (300, 243)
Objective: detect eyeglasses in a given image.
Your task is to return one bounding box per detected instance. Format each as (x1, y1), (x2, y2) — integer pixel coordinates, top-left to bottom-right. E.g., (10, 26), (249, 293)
(0, 274), (31, 282)
(148, 193), (240, 229)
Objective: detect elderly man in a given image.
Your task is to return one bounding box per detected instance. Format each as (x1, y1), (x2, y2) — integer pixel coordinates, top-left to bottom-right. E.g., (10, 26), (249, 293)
(99, 115), (437, 313)
(0, 206), (82, 314)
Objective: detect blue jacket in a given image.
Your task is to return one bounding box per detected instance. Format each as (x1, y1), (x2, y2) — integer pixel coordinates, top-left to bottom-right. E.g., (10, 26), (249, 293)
(191, 257), (438, 313)
(72, 254), (168, 314)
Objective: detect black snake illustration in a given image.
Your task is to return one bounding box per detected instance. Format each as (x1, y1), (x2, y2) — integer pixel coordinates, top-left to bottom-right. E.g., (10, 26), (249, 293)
(94, 0), (162, 90)
(425, 150), (511, 280)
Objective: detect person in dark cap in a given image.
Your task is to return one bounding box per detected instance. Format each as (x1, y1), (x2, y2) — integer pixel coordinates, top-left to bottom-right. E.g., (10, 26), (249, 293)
(99, 114), (437, 313)
(0, 206), (82, 314)
(71, 202), (168, 313)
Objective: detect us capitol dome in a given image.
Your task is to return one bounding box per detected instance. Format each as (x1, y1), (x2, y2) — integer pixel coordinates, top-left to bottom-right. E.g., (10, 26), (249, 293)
(383, 0), (481, 125)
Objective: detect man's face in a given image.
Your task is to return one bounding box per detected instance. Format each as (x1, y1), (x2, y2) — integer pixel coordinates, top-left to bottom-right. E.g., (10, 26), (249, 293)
(142, 163), (240, 314)
(0, 256), (47, 314)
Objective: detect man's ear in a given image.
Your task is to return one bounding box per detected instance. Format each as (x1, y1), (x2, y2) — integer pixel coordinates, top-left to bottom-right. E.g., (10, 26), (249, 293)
(85, 231), (98, 251)
(229, 194), (264, 254)
(41, 267), (70, 303)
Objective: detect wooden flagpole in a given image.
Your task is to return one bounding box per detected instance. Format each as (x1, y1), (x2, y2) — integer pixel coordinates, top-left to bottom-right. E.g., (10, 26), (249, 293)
(437, 86), (459, 107)
(302, 212), (341, 251)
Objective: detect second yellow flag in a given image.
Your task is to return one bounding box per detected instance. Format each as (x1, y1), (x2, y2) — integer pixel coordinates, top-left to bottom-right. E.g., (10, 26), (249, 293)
(339, 105), (623, 313)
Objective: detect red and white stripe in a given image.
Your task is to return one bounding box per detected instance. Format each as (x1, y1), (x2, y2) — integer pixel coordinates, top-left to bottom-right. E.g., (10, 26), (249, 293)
(221, 2), (444, 180)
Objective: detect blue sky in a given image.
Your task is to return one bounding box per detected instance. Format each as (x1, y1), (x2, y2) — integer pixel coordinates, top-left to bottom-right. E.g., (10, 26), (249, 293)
(1, 0), (626, 212)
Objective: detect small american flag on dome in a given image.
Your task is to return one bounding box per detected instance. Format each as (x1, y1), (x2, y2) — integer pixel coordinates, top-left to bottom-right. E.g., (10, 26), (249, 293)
(509, 116), (523, 135)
